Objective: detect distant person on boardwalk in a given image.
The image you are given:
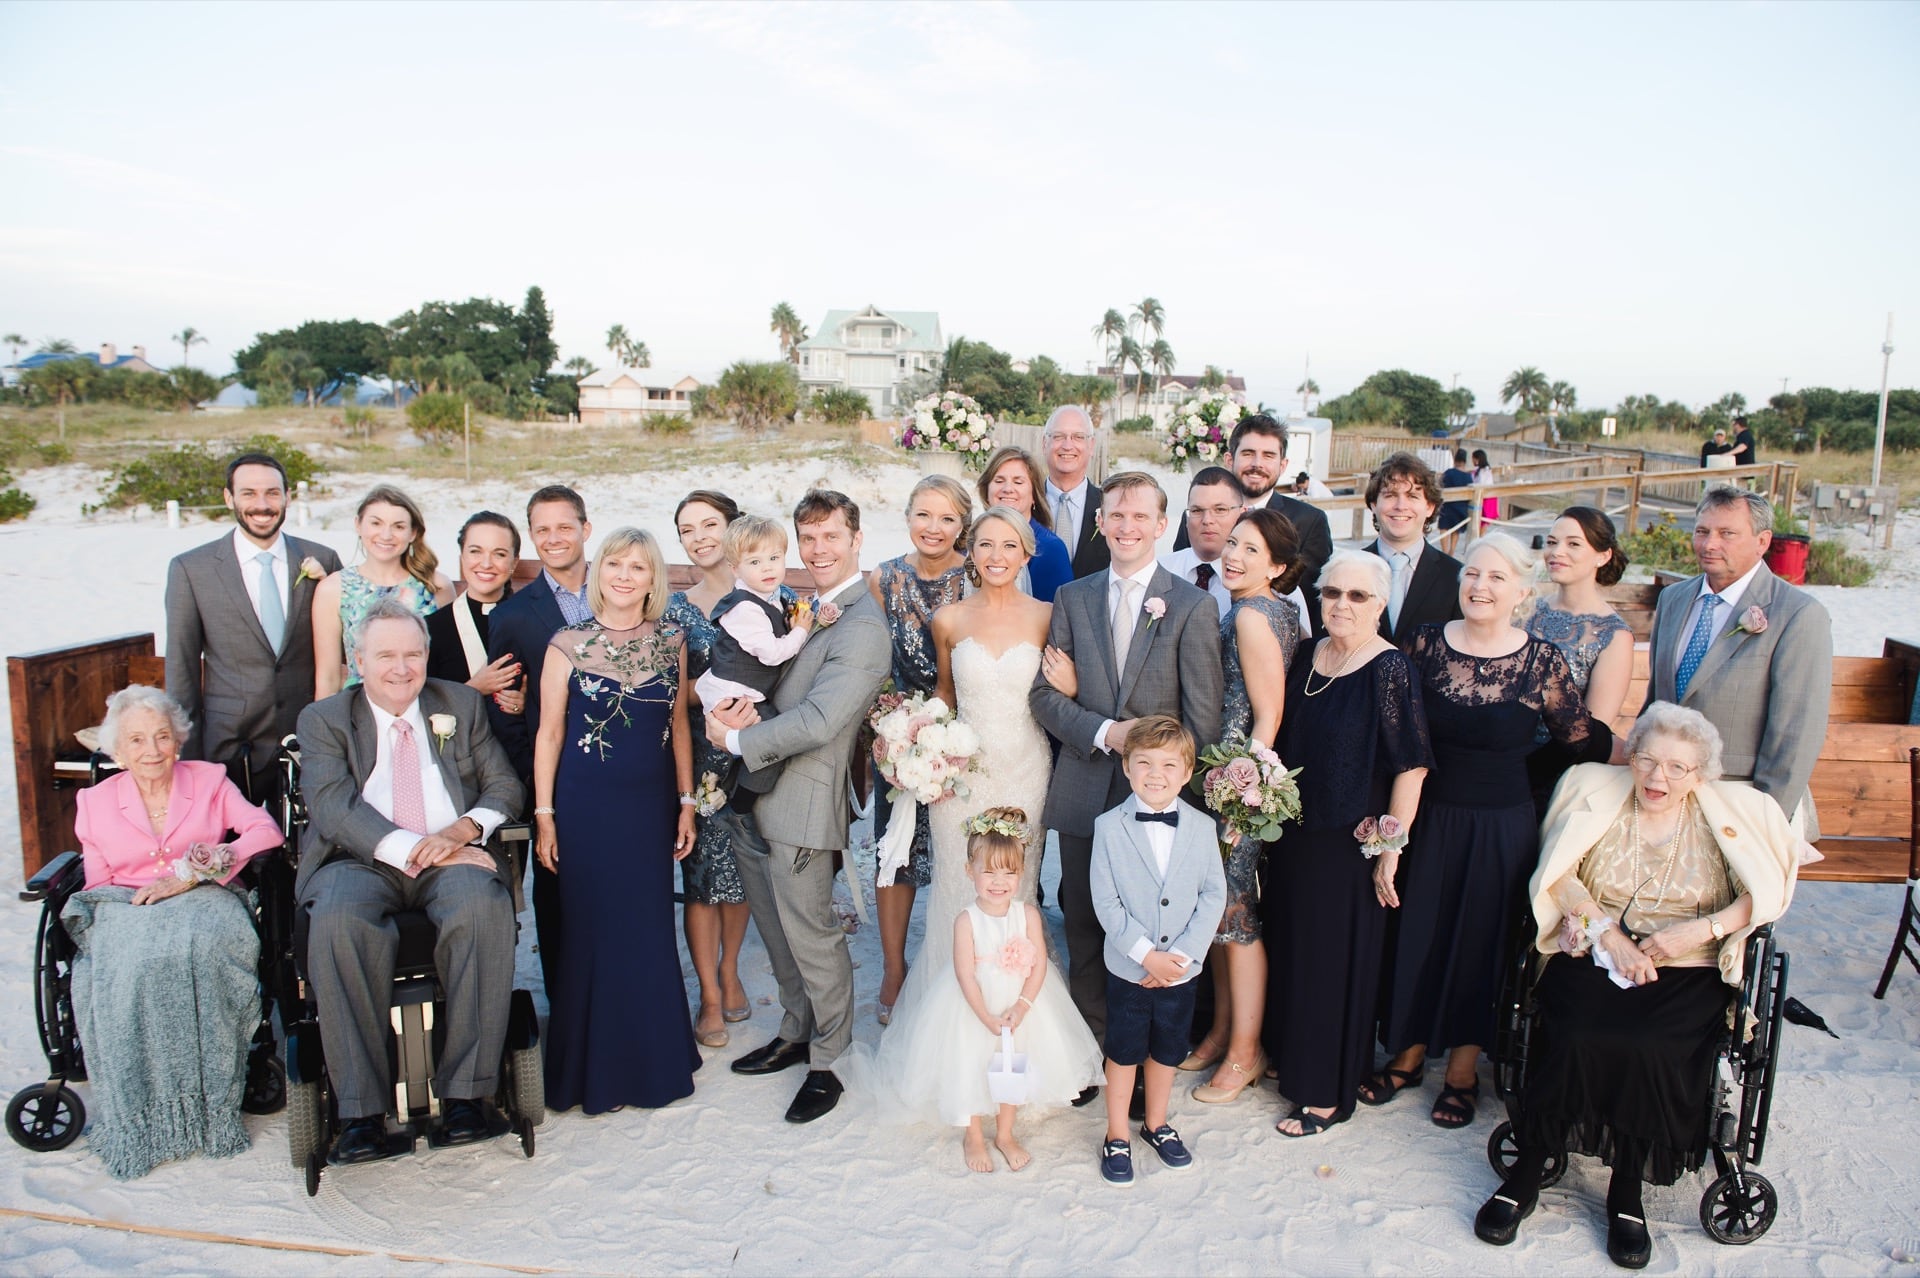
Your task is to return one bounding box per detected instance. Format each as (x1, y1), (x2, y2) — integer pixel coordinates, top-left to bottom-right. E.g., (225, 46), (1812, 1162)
(1643, 487), (1831, 836)
(1729, 414), (1758, 467)
(1438, 448), (1474, 551)
(1700, 428), (1734, 467)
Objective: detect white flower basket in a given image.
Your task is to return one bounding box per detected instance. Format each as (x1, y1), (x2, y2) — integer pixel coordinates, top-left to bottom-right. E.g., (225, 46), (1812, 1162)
(987, 1027), (1034, 1106)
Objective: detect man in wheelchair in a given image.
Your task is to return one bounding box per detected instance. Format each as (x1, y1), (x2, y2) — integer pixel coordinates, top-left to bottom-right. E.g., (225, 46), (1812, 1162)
(295, 596), (524, 1164)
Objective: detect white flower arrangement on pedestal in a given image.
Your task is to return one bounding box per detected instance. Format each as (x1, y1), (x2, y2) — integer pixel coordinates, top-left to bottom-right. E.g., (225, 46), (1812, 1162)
(894, 389), (997, 470)
(1162, 390), (1245, 472)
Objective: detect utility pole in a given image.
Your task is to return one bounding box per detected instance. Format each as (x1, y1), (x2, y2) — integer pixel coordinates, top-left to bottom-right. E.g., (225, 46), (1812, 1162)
(1872, 313), (1895, 487)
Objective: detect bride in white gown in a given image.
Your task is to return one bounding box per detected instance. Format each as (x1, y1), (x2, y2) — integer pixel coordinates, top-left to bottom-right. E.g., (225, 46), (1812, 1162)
(836, 507), (1102, 1134)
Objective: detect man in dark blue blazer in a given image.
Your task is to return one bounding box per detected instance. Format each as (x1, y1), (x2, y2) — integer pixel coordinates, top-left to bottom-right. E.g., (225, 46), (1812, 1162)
(484, 484), (592, 997)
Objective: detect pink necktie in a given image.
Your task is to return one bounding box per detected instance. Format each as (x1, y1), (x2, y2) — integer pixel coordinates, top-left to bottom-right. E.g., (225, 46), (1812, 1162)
(390, 719), (428, 834)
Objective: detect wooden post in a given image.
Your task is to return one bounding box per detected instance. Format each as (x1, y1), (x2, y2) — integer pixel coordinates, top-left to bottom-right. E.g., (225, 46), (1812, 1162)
(464, 401), (472, 484)
(1626, 471), (1643, 535)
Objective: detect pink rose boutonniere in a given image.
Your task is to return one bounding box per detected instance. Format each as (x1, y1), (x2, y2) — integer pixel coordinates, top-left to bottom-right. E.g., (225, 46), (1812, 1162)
(1142, 597), (1167, 629)
(296, 556), (326, 585)
(1735, 605), (1768, 636)
(998, 936), (1038, 978)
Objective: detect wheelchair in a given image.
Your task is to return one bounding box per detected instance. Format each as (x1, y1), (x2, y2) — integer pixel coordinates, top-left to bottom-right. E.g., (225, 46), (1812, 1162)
(275, 736), (544, 1196)
(1486, 916), (1789, 1245)
(6, 777), (293, 1154)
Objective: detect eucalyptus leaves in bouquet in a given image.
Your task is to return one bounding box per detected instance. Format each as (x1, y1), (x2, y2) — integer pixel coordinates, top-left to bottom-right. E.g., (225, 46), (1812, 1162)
(1163, 390), (1245, 472)
(896, 389), (996, 469)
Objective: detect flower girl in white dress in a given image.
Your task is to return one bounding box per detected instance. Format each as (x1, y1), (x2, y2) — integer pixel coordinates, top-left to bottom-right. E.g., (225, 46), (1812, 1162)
(837, 807), (1103, 1173)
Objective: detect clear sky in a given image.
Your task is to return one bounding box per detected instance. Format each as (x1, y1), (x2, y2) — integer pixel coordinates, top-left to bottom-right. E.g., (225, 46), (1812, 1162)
(2, 0), (1915, 412)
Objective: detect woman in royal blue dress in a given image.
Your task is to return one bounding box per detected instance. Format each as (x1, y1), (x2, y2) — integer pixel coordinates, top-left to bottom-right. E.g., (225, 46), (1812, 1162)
(532, 527), (700, 1113)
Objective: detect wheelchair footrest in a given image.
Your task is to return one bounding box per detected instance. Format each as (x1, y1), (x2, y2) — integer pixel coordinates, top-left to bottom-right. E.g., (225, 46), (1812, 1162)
(425, 1109), (513, 1149)
(326, 1126), (418, 1166)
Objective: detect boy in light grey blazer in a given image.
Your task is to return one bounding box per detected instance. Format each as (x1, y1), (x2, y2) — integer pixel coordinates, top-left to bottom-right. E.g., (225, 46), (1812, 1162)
(1088, 717), (1226, 1186)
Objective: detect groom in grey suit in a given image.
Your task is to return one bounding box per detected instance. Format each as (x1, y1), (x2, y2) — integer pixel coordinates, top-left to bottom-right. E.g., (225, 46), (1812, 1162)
(1645, 487), (1832, 836)
(296, 600), (524, 1161)
(707, 490), (892, 1124)
(1031, 472), (1224, 1040)
(165, 452), (340, 793)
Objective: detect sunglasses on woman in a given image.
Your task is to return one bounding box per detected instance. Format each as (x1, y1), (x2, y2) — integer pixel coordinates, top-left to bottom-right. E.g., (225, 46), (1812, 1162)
(1319, 586), (1377, 604)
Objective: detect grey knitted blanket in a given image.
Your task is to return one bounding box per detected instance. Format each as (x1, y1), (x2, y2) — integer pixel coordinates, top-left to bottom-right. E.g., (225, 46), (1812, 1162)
(61, 884), (259, 1180)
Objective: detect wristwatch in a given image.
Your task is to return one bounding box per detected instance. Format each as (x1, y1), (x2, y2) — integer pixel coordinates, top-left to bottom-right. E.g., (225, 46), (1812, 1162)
(1707, 915), (1726, 940)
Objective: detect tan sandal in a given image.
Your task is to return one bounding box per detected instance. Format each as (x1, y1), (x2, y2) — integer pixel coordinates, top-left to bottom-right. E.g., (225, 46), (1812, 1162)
(1191, 1052), (1267, 1104)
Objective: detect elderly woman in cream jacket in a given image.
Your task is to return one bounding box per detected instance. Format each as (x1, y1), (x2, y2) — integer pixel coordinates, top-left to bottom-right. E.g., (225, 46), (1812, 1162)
(1474, 701), (1796, 1271)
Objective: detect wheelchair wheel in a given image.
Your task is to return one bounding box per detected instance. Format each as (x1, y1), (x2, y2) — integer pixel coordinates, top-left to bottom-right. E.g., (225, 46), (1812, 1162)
(7, 1084), (85, 1152)
(509, 1043), (546, 1131)
(1486, 1121), (1566, 1188)
(1700, 1169), (1776, 1244)
(241, 1047), (286, 1116)
(305, 1150), (324, 1198)
(516, 1114), (536, 1158)
(287, 1080), (326, 1170)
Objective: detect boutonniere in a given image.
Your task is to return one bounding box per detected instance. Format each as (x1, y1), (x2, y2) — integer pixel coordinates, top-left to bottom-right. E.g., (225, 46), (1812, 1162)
(1142, 596), (1167, 629)
(428, 713), (457, 754)
(1734, 605), (1768, 635)
(296, 556), (326, 585)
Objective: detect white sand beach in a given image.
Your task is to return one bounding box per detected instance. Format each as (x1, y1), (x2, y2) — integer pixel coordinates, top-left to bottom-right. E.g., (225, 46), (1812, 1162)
(1, 460), (1918, 1275)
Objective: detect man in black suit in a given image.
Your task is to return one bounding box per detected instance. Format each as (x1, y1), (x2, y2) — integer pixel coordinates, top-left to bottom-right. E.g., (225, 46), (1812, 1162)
(1042, 405), (1109, 579)
(1362, 452), (1463, 646)
(483, 484), (591, 996)
(1174, 412), (1333, 629)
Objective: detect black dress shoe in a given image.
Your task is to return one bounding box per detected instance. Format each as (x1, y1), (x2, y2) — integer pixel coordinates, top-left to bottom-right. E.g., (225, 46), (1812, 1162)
(732, 1037), (809, 1076)
(330, 1117), (388, 1165)
(1607, 1212), (1651, 1269)
(785, 1070), (843, 1124)
(1072, 1086), (1100, 1108)
(1474, 1190), (1537, 1245)
(439, 1098), (494, 1146)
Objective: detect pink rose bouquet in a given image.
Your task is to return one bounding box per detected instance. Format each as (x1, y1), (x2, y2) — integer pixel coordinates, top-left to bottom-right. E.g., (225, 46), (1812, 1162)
(1193, 733), (1303, 846)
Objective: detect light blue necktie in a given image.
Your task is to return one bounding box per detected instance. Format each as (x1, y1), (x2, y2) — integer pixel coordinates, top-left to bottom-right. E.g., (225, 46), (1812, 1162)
(1673, 593), (1721, 700)
(256, 551), (286, 655)
(1387, 551), (1411, 632)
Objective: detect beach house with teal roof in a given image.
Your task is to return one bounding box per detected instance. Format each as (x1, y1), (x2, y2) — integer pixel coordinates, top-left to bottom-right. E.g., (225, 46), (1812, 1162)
(797, 305), (942, 417)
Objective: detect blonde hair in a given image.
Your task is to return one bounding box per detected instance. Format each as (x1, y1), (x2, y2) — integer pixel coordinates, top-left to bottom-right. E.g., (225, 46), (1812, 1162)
(586, 526), (669, 620)
(1122, 715), (1195, 769)
(357, 484), (439, 592)
(909, 474), (975, 547)
(966, 805), (1030, 876)
(721, 514), (787, 566)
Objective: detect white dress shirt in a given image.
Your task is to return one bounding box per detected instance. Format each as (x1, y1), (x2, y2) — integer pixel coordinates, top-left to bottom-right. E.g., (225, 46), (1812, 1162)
(1046, 478), (1089, 552)
(1093, 561), (1160, 755)
(1671, 559), (1765, 683)
(365, 698), (506, 870)
(723, 571), (866, 758)
(1160, 547), (1312, 639)
(232, 528), (289, 629)
(1123, 799), (1197, 984)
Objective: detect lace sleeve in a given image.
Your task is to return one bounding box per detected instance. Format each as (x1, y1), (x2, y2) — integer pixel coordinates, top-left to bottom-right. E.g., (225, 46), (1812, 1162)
(1373, 650), (1435, 776)
(1534, 640), (1610, 759)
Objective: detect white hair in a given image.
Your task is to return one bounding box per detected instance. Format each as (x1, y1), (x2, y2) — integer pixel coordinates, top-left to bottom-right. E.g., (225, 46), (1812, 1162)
(1627, 701), (1725, 781)
(1322, 548), (1391, 599)
(1459, 531), (1540, 623)
(1042, 404), (1093, 437)
(352, 594), (431, 656)
(99, 684), (191, 757)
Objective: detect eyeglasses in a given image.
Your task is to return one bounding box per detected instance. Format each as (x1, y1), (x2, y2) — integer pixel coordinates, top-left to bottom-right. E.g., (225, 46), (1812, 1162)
(1319, 587), (1376, 604)
(1186, 505), (1242, 521)
(1630, 753), (1699, 781)
(1050, 432), (1092, 445)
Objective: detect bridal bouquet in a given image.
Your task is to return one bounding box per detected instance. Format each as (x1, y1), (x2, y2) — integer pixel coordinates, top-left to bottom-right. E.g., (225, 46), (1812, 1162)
(895, 390), (996, 469)
(1162, 390), (1245, 473)
(1192, 734), (1302, 845)
(868, 691), (984, 885)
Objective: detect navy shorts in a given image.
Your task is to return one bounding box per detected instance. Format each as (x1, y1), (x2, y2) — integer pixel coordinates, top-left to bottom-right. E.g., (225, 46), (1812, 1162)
(1104, 970), (1198, 1068)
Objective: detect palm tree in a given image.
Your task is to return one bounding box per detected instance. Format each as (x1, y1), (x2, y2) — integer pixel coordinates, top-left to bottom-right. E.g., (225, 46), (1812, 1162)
(172, 326), (207, 368)
(1130, 297), (1166, 343)
(563, 356), (597, 378)
(769, 302), (808, 364)
(1501, 366), (1550, 415)
(1116, 335), (1147, 418)
(1549, 381), (1577, 416)
(2, 333), (23, 370)
(1200, 364), (1227, 392)
(1296, 377), (1321, 414)
(605, 324), (631, 366)
(1146, 339), (1176, 414)
(1091, 308), (1127, 406)
(22, 359), (90, 436)
(628, 341), (651, 370)
(37, 337), (77, 355)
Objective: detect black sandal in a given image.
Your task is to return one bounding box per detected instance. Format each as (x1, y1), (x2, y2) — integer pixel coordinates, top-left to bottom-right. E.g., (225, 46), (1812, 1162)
(1275, 1104), (1349, 1138)
(1356, 1065), (1422, 1107)
(1431, 1081), (1479, 1128)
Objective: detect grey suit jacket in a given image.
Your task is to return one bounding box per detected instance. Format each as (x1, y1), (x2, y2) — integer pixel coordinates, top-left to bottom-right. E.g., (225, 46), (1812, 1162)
(1029, 564), (1224, 837)
(166, 532), (341, 768)
(1644, 563), (1832, 837)
(1089, 794), (1227, 983)
(735, 581), (892, 853)
(293, 679), (524, 901)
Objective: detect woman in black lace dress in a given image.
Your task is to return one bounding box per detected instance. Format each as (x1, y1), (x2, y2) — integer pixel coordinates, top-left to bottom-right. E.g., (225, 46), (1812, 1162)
(1265, 551), (1433, 1136)
(1368, 533), (1612, 1130)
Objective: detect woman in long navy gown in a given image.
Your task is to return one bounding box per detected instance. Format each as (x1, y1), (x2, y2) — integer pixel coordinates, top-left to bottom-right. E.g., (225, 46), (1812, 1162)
(533, 527), (700, 1113)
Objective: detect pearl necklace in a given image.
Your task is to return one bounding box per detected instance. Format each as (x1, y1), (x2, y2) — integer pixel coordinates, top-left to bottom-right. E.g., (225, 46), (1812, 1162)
(1303, 642), (1367, 697)
(1627, 793), (1687, 930)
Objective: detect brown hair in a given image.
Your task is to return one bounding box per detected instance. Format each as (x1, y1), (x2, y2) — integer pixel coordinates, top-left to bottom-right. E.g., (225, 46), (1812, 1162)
(1555, 506), (1627, 587)
(1365, 452), (1443, 531)
(977, 446), (1052, 531)
(526, 483), (587, 525)
(675, 489), (740, 527)
(965, 805), (1030, 876)
(1231, 508), (1307, 596)
(356, 484), (439, 592)
(1122, 715), (1195, 769)
(793, 489), (861, 534)
(1100, 470), (1168, 515)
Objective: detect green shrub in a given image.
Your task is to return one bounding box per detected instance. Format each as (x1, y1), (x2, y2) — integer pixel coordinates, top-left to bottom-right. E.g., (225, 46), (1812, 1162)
(1113, 415), (1154, 434)
(91, 434), (319, 515)
(0, 470), (32, 522)
(1805, 538), (1874, 587)
(0, 424), (71, 468)
(644, 412), (692, 434)
(1621, 512), (1696, 573)
(407, 392), (468, 445)
(812, 387), (871, 426)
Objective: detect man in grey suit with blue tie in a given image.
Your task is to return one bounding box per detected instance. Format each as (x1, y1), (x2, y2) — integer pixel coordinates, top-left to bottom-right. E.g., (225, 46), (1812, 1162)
(1645, 487), (1832, 835)
(166, 452), (341, 795)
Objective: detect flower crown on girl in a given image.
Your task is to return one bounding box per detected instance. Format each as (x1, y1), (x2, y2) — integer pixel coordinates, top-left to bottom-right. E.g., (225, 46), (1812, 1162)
(965, 810), (1030, 846)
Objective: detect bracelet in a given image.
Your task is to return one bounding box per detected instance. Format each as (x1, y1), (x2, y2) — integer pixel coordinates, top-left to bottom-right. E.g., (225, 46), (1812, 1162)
(678, 794), (697, 806)
(1016, 996), (1034, 1009)
(533, 806), (555, 816)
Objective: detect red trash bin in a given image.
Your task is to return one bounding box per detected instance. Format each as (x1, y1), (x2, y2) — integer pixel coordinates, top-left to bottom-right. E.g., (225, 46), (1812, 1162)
(1765, 534), (1810, 584)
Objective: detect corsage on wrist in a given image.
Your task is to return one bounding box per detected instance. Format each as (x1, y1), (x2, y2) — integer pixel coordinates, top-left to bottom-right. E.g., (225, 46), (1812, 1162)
(1353, 815), (1408, 860)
